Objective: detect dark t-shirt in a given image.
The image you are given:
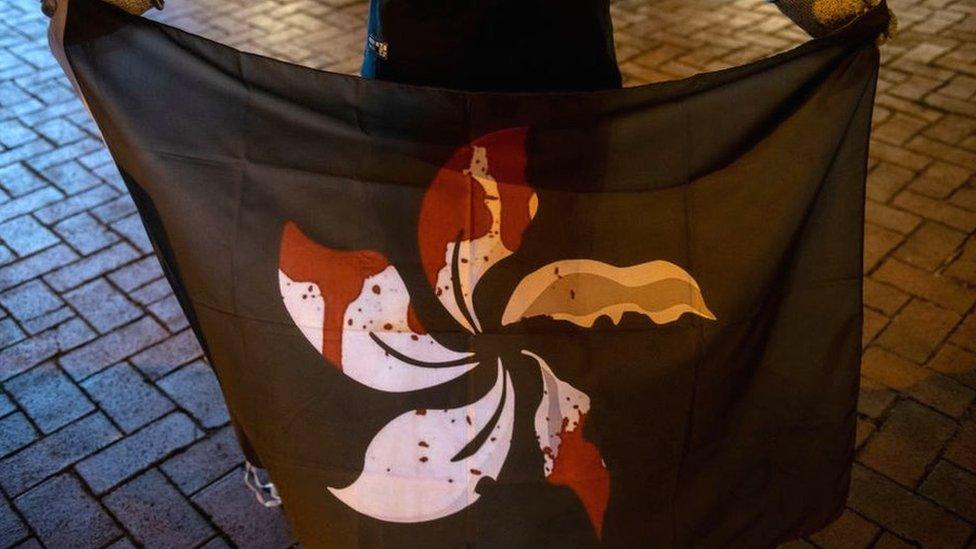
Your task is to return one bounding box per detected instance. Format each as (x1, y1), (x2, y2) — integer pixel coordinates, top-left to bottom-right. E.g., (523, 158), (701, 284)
(361, 0), (622, 91)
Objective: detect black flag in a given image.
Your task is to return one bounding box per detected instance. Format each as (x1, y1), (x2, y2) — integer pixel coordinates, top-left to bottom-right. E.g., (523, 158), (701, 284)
(49, 0), (888, 545)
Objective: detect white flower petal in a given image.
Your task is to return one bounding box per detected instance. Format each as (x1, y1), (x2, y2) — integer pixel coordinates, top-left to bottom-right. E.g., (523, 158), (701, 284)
(329, 362), (515, 522)
(525, 350), (590, 477)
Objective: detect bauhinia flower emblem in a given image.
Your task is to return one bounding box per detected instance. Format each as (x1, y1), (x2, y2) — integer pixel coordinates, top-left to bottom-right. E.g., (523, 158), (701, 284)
(278, 127), (716, 536)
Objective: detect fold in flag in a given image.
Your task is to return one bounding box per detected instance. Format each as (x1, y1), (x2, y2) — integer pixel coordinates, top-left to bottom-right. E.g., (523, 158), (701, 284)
(49, 0), (888, 546)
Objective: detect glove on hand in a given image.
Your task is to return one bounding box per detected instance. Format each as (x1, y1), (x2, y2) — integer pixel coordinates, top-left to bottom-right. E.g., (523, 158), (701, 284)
(775, 0), (897, 42)
(101, 0), (163, 15)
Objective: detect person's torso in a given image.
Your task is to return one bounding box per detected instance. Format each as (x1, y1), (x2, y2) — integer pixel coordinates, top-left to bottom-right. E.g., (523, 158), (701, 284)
(361, 0), (622, 91)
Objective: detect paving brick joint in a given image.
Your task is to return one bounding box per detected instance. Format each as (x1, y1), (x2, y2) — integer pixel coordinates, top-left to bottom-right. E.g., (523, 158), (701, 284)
(0, 0), (974, 546)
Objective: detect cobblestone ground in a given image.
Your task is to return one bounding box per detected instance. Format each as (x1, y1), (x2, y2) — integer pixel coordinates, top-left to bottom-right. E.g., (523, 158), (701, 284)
(0, 0), (974, 546)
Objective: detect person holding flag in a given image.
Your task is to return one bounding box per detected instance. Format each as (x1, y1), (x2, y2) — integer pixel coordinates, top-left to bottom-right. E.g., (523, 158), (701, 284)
(41, 0), (895, 543)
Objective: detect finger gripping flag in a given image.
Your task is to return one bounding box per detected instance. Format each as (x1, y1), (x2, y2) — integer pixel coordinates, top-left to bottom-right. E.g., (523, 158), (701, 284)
(50, 0), (889, 546)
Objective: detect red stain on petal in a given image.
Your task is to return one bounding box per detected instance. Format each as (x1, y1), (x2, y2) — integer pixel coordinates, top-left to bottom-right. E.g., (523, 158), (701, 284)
(475, 129), (534, 253)
(279, 221), (390, 369)
(546, 414), (609, 539)
(418, 127), (534, 288)
(418, 154), (491, 287)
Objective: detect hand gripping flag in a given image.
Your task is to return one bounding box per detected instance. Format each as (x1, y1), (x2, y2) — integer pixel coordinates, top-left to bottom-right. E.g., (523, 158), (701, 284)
(49, 0), (889, 546)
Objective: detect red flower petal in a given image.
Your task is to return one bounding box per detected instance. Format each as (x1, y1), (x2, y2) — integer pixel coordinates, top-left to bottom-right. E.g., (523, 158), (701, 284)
(417, 127), (536, 330)
(418, 158), (493, 287)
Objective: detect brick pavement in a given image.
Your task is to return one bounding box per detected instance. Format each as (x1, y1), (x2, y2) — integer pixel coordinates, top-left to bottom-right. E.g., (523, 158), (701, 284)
(0, 0), (973, 546)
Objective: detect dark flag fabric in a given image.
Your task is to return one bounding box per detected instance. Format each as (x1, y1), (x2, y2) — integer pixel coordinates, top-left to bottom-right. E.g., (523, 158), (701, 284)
(49, 0), (888, 546)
